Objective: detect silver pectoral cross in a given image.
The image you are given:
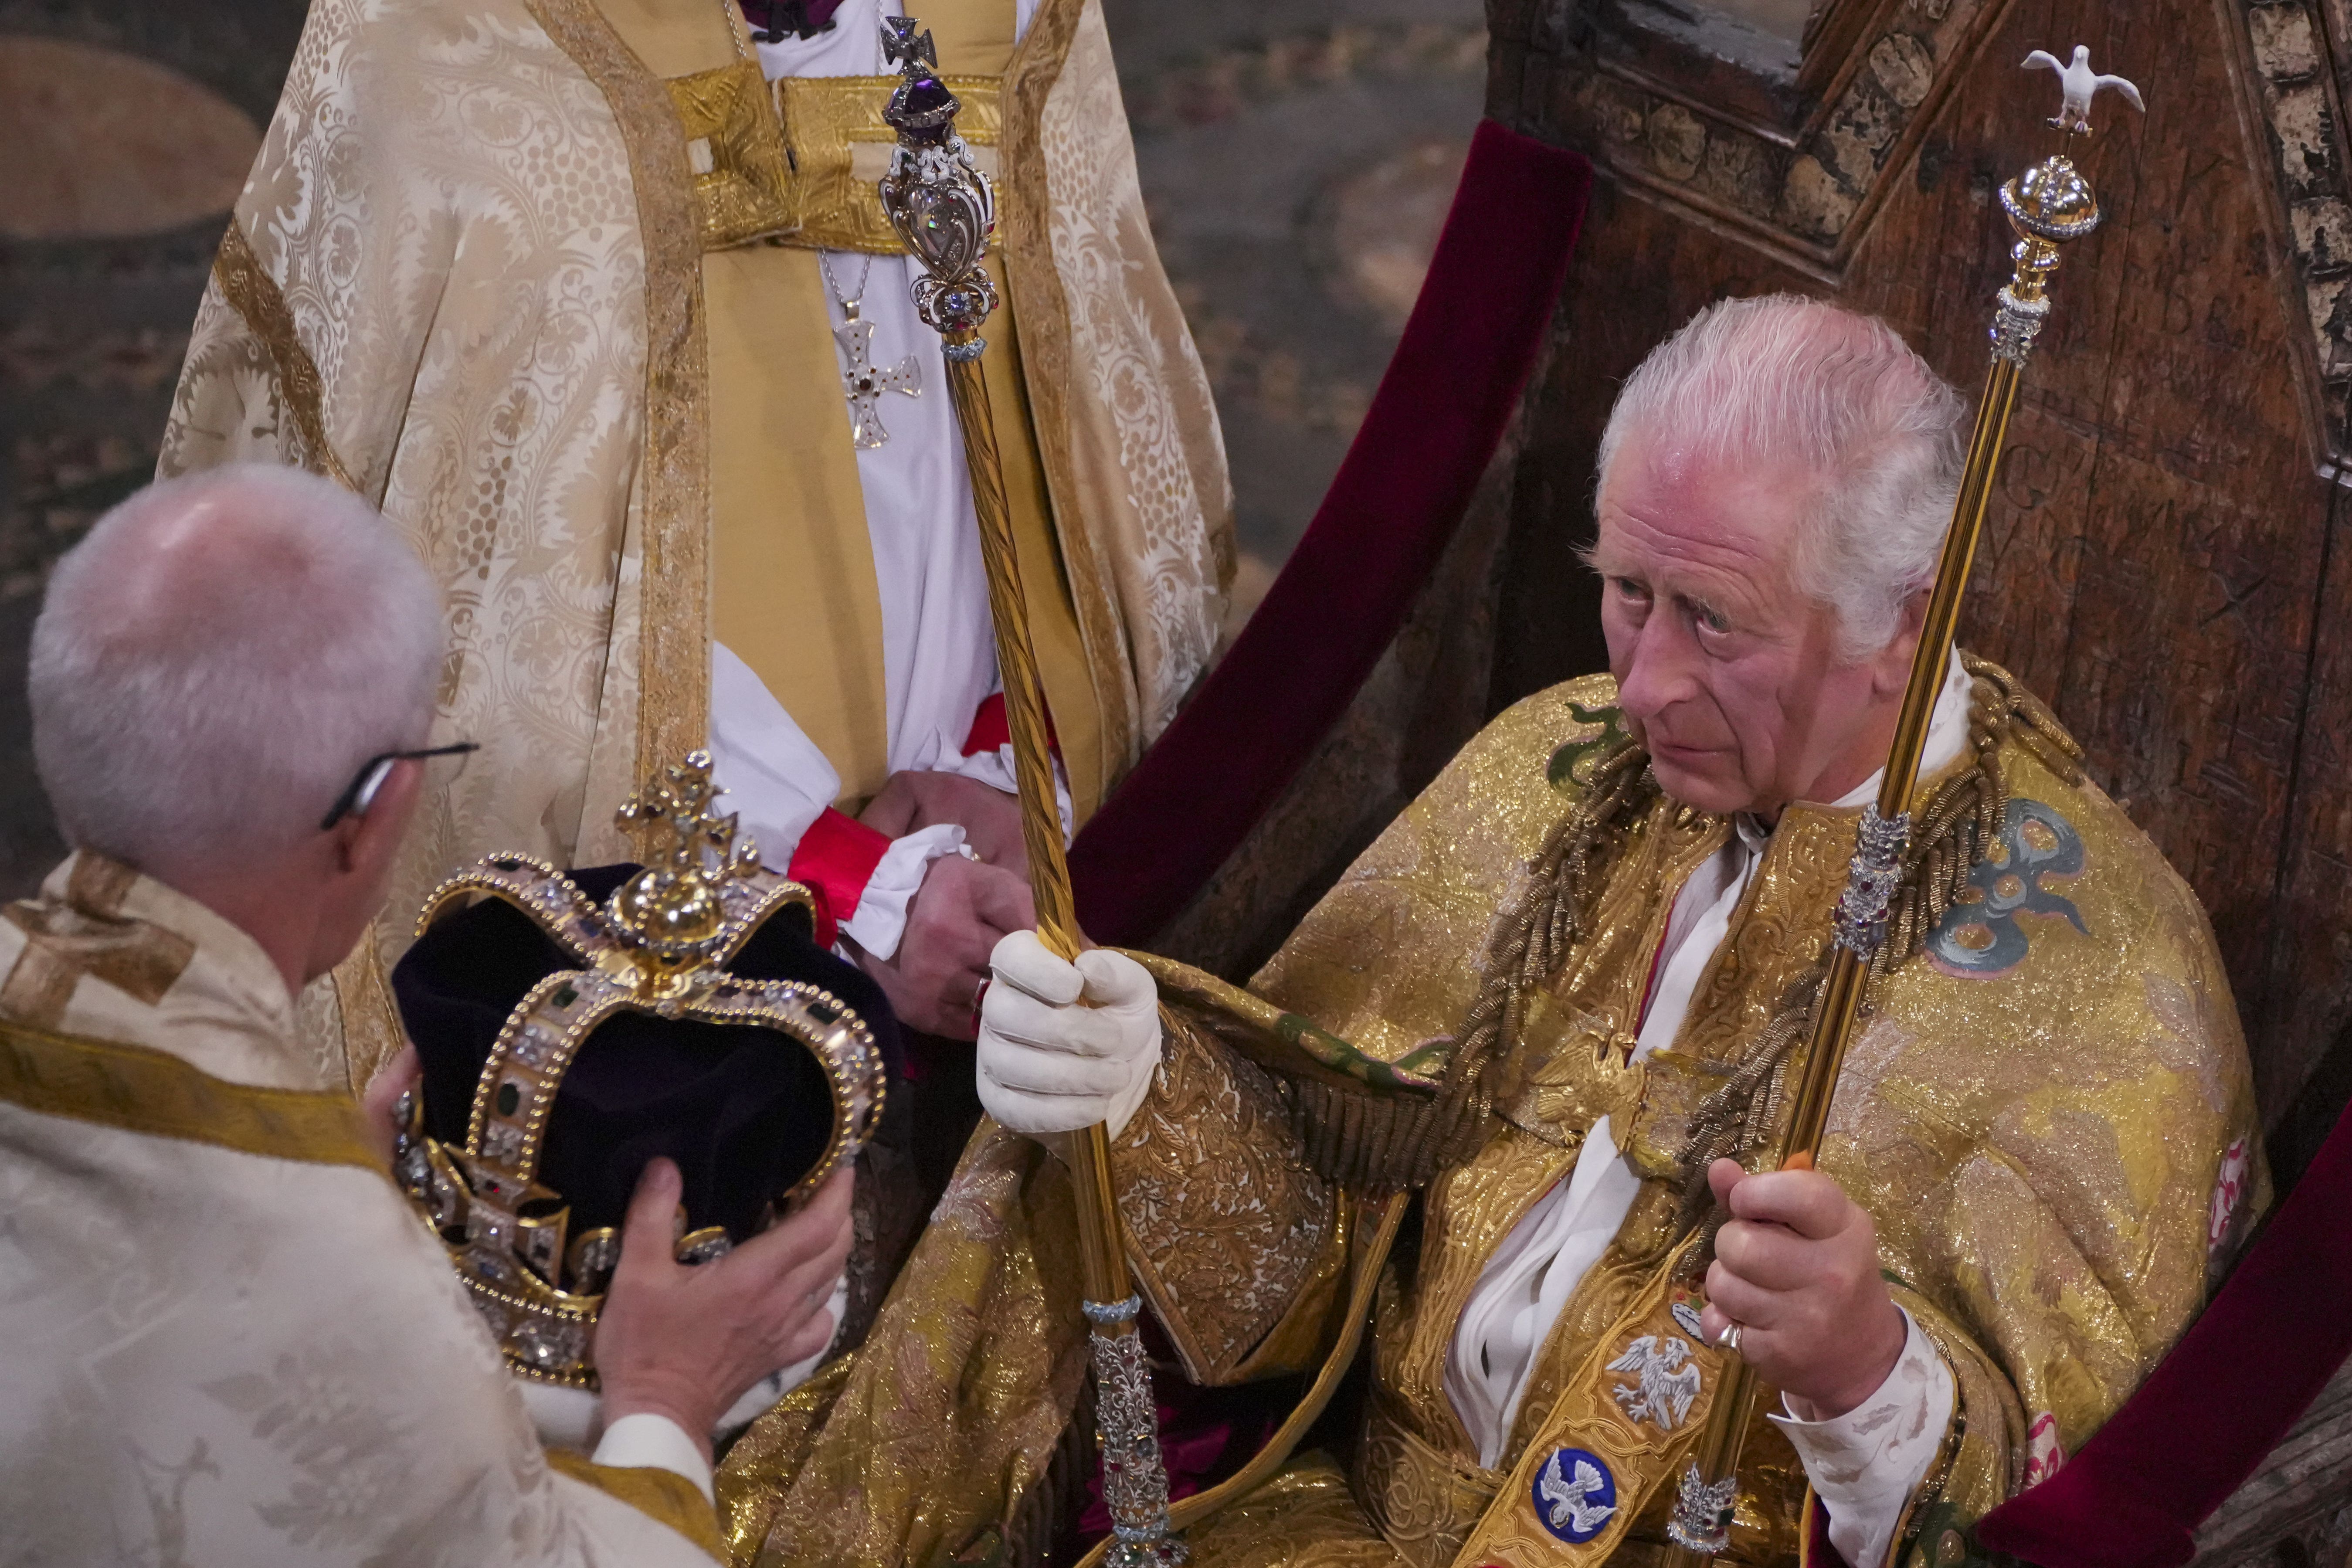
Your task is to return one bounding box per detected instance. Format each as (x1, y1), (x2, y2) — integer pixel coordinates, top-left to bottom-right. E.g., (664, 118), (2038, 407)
(834, 301), (922, 449)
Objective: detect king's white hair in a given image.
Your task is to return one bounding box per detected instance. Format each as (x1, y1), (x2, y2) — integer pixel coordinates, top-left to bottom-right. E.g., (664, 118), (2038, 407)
(1595, 294), (1966, 658)
(29, 465), (444, 877)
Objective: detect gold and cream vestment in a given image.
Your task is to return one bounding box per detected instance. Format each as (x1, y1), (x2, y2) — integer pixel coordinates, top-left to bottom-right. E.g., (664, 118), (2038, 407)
(1439, 653), (1982, 1568)
(0, 854), (729, 1565)
(1096, 662), (2263, 1568)
(158, 0), (1232, 1087)
(699, 660), (2262, 1568)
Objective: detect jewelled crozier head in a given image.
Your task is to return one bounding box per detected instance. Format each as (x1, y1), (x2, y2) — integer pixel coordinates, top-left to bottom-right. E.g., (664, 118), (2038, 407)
(390, 750), (887, 1387)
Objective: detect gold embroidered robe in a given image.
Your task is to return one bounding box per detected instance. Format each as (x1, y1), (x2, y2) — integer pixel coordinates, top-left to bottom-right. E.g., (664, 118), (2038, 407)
(0, 854), (727, 1564)
(1096, 667), (2265, 1568)
(155, 0), (1232, 1089)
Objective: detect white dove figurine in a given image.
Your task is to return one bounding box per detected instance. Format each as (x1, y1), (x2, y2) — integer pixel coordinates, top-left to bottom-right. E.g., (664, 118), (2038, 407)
(2022, 45), (2145, 133)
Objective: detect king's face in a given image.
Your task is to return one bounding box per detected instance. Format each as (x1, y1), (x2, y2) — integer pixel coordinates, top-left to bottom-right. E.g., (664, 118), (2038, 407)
(1589, 440), (1894, 820)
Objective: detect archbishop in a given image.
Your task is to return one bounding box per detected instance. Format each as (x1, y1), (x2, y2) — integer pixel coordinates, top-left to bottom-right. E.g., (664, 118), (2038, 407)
(967, 295), (2265, 1568)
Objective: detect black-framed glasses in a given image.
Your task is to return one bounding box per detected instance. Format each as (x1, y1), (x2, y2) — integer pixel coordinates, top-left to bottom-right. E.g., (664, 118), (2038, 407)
(321, 743), (480, 831)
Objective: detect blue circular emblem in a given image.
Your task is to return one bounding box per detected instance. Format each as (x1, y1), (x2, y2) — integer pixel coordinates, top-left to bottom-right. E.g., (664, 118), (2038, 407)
(1531, 1446), (1618, 1544)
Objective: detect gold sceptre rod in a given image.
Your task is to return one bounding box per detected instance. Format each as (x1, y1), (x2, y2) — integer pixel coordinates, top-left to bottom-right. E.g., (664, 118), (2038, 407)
(1662, 48), (2142, 1565)
(874, 20), (1185, 1567)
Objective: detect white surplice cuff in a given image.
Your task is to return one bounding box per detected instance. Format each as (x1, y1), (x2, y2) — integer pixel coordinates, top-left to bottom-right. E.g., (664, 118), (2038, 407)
(839, 823), (970, 961)
(591, 1412), (714, 1504)
(714, 1272), (849, 1440)
(1768, 1308), (1955, 1568)
(707, 642), (841, 865)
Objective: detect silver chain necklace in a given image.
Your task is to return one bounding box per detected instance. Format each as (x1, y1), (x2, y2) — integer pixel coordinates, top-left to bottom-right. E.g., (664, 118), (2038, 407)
(818, 251), (922, 449)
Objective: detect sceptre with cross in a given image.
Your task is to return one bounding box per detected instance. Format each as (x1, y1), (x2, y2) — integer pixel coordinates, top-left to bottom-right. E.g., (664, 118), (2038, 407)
(871, 18), (1186, 1567)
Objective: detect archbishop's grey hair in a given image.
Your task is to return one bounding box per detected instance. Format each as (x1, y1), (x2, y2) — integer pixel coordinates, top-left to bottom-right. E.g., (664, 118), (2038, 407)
(1594, 294), (1966, 659)
(29, 465), (444, 877)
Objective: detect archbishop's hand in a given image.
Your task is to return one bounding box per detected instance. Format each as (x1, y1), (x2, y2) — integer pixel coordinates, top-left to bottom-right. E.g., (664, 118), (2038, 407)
(358, 1043), (421, 1170)
(1694, 1156), (1906, 1421)
(855, 853), (1034, 1039)
(859, 768), (1031, 876)
(976, 930), (1161, 1139)
(595, 1160), (854, 1459)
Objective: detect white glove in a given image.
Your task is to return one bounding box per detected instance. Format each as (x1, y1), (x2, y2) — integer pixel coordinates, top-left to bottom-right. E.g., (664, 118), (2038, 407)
(977, 930), (1161, 1138)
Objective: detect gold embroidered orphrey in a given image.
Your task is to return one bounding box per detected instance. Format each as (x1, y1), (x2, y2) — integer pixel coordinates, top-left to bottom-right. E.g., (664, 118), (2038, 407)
(390, 751), (886, 1389)
(157, 0), (1235, 1096)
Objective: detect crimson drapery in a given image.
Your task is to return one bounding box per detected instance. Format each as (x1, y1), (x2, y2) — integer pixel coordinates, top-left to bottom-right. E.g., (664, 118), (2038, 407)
(1974, 1106), (2352, 1568)
(1067, 120), (1594, 945)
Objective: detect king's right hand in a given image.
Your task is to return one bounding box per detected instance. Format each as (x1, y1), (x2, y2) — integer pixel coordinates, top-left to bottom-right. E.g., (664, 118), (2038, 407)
(976, 931), (1161, 1139)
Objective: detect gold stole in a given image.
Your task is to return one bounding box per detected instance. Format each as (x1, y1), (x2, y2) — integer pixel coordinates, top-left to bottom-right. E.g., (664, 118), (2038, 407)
(592, 0), (1102, 813)
(1452, 1236), (1731, 1568)
(1442, 801), (1854, 1567)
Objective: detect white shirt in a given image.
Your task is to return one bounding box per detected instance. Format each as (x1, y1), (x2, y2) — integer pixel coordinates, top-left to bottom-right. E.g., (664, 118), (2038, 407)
(708, 0), (1053, 958)
(1444, 650), (1972, 1568)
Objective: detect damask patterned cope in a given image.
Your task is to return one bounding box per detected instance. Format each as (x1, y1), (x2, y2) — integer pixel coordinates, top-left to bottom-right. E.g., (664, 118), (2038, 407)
(1094, 668), (2258, 1568)
(1461, 4), (2352, 1549)
(0, 855), (721, 1561)
(134, 0), (1243, 1088)
(1017, 0), (1233, 748)
(158, 0), (683, 1083)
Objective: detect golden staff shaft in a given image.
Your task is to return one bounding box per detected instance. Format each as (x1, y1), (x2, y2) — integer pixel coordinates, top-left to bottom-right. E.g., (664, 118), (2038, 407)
(940, 353), (1132, 1300)
(1663, 96), (2119, 1563)
(1778, 354), (2021, 1157)
(873, 21), (1182, 1562)
(1662, 357), (2024, 1568)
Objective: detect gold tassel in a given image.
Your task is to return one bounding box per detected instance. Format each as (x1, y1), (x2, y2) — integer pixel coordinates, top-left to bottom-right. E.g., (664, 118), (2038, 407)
(1266, 658), (2088, 1198)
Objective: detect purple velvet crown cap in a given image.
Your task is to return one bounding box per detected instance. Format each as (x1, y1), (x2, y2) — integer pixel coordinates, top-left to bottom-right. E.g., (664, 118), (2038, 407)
(391, 862), (903, 1245)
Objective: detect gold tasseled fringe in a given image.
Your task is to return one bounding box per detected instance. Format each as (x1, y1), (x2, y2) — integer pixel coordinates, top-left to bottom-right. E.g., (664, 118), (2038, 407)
(1270, 656), (2086, 1204)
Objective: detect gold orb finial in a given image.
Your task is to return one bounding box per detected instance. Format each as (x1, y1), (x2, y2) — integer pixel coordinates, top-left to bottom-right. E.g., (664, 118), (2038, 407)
(608, 750), (760, 976)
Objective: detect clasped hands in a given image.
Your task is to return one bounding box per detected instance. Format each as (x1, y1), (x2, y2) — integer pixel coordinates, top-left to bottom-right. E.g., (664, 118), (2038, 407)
(853, 770), (1035, 1038)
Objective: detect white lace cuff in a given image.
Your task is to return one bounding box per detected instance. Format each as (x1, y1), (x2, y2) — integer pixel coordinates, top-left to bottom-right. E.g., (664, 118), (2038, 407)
(839, 823), (969, 961)
(1768, 1308), (1954, 1568)
(590, 1412), (713, 1504)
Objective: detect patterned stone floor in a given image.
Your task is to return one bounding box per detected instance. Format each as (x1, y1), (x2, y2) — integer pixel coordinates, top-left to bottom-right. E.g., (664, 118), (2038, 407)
(1100, 0), (1487, 623)
(0, 0), (1484, 894)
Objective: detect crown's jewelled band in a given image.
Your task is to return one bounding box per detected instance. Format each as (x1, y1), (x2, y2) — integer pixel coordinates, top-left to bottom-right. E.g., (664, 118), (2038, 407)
(417, 853), (607, 958)
(400, 823), (883, 1388)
